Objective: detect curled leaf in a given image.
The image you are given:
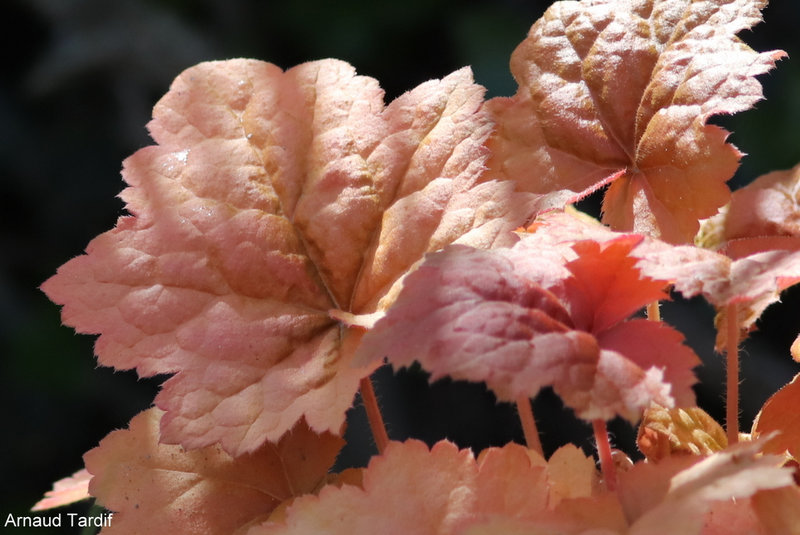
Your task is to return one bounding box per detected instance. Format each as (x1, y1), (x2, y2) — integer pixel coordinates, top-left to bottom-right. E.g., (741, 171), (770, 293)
(721, 163), (800, 250)
(752, 372), (800, 460)
(487, 0), (783, 243)
(638, 404), (728, 462)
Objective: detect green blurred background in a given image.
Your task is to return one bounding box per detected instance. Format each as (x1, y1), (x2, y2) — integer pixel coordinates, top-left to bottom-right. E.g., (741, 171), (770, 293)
(2, 1), (800, 532)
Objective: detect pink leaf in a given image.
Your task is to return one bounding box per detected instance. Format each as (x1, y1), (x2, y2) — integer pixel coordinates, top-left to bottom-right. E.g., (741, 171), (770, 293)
(42, 59), (539, 454)
(486, 0), (783, 243)
(31, 468), (92, 511)
(84, 409), (344, 535)
(623, 440), (793, 535)
(723, 163), (800, 247)
(636, 239), (800, 347)
(356, 231), (699, 422)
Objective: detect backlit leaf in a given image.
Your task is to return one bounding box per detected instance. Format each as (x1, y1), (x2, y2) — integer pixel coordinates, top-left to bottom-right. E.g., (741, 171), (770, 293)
(41, 59), (539, 454)
(31, 468), (92, 511)
(752, 372), (800, 460)
(487, 0), (783, 243)
(84, 408), (343, 535)
(250, 439), (626, 535)
(355, 230), (699, 422)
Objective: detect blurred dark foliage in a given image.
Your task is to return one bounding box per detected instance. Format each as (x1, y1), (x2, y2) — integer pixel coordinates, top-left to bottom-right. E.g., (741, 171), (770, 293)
(2, 1), (799, 533)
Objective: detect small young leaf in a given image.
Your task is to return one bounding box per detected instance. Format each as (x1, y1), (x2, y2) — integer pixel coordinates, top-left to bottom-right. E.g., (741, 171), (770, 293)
(31, 468), (92, 511)
(637, 404), (728, 462)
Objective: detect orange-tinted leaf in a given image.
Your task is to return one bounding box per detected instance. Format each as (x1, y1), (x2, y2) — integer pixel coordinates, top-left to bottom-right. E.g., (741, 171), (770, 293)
(487, 0), (783, 243)
(751, 487), (800, 535)
(356, 233), (698, 422)
(562, 238), (667, 333)
(532, 210), (800, 352)
(84, 408), (343, 535)
(32, 468), (92, 511)
(752, 372), (800, 459)
(637, 404), (728, 462)
(41, 59), (539, 454)
(251, 440), (622, 535)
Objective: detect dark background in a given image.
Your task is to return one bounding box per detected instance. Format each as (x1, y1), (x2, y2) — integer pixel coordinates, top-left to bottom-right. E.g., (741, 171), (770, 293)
(2, 1), (800, 533)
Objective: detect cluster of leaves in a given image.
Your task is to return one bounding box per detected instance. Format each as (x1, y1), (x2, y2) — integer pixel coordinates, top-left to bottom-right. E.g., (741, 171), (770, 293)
(37, 0), (800, 533)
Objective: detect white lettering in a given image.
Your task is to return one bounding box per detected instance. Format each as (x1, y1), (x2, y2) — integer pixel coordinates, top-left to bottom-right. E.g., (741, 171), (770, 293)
(3, 514), (62, 527)
(66, 512), (114, 528)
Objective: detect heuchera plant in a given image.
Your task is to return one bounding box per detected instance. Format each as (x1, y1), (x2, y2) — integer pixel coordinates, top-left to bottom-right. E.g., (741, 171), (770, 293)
(35, 0), (800, 533)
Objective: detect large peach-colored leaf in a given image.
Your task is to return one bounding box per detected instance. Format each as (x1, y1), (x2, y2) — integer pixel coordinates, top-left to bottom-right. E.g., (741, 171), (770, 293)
(84, 408), (343, 535)
(41, 59), (539, 454)
(251, 439), (627, 535)
(487, 0), (783, 243)
(355, 233), (699, 422)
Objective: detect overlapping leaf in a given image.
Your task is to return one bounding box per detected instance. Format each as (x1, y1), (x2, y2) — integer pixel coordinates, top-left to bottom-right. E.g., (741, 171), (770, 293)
(486, 0), (783, 243)
(356, 227), (699, 422)
(42, 59), (540, 454)
(623, 440), (793, 535)
(252, 438), (792, 535)
(251, 439), (628, 535)
(717, 163), (800, 252)
(531, 210), (800, 352)
(83, 408), (343, 535)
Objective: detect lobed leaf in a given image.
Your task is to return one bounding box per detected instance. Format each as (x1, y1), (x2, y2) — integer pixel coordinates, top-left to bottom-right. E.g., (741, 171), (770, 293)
(251, 439), (626, 535)
(355, 229), (699, 422)
(487, 0), (783, 243)
(42, 59), (540, 454)
(534, 208), (800, 357)
(84, 408), (344, 535)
